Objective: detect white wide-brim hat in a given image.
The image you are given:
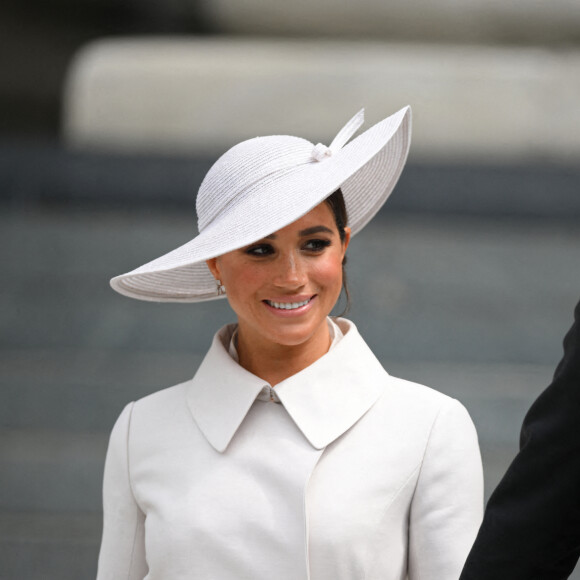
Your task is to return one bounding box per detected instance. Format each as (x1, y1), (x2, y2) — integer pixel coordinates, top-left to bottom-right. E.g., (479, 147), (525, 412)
(111, 106), (412, 302)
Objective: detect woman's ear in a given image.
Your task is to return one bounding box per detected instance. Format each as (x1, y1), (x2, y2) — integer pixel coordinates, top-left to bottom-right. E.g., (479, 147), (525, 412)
(342, 227), (352, 254)
(206, 258), (220, 280)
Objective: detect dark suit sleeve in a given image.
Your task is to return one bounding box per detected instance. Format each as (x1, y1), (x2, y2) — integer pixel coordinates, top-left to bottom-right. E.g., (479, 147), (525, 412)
(460, 299), (580, 580)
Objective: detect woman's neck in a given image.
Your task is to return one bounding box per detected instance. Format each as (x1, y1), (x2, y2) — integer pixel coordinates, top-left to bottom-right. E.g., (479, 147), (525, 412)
(235, 322), (332, 386)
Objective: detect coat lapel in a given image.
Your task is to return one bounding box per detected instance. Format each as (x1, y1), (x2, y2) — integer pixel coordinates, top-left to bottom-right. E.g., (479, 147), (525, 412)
(185, 319), (389, 452)
(275, 320), (388, 449)
(185, 324), (268, 452)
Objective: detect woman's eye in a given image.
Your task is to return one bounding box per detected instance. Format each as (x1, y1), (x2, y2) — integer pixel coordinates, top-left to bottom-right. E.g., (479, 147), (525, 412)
(245, 244), (274, 256)
(303, 239), (331, 252)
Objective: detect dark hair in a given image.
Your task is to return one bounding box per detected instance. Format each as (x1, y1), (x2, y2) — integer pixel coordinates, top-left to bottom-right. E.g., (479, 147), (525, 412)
(324, 188), (351, 316)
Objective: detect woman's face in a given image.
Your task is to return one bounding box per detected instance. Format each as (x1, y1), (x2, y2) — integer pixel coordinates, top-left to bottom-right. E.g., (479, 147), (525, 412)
(206, 201), (350, 350)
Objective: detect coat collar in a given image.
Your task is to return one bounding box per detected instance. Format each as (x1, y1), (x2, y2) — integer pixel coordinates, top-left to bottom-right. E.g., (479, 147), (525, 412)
(185, 319), (388, 452)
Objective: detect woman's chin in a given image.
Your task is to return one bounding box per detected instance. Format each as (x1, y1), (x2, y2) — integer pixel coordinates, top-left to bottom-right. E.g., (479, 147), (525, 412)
(265, 318), (330, 349)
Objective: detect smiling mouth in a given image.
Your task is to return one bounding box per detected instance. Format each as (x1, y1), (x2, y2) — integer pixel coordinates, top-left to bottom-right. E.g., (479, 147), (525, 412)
(264, 297), (314, 310)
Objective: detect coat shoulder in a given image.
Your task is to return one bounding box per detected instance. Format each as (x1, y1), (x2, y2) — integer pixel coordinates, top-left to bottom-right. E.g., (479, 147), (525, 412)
(129, 380), (192, 427)
(372, 373), (477, 443)
(384, 373), (466, 414)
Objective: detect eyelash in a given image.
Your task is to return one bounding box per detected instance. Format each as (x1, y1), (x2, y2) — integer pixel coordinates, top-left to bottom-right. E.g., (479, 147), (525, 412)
(304, 239), (331, 252)
(245, 239), (331, 257)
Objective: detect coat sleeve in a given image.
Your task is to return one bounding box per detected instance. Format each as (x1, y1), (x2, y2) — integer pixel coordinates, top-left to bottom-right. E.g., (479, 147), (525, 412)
(409, 398), (484, 580)
(96, 402), (148, 580)
(460, 299), (580, 580)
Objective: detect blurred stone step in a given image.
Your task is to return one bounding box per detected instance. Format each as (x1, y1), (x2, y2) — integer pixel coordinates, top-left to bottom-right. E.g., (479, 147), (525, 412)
(203, 0), (580, 45)
(63, 38), (580, 164)
(3, 143), (580, 217)
(0, 359), (553, 438)
(0, 430), (107, 512)
(2, 505), (580, 580)
(0, 424), (558, 513)
(0, 308), (555, 430)
(0, 361), (554, 512)
(0, 511), (100, 580)
(0, 349), (204, 431)
(2, 208), (578, 375)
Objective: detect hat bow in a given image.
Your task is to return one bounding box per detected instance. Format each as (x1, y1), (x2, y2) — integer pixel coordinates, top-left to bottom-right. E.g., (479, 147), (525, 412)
(311, 109), (365, 162)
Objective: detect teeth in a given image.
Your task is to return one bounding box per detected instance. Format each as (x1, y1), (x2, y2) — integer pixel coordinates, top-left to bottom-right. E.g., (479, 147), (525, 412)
(267, 298), (310, 310)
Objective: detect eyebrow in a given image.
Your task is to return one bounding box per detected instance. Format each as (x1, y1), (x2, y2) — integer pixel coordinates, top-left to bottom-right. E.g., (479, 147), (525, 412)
(264, 225), (334, 240)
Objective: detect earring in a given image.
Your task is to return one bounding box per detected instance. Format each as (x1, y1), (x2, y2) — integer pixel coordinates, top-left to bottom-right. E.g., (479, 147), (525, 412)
(216, 279), (226, 296)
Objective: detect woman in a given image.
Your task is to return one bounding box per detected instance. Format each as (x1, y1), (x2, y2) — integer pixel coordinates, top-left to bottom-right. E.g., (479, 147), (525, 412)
(99, 106), (483, 580)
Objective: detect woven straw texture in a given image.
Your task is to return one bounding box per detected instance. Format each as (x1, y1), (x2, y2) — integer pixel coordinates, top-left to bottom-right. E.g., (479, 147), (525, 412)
(111, 106), (411, 302)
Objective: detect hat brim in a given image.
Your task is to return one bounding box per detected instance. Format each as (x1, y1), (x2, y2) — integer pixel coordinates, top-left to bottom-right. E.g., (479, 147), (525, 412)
(111, 106), (412, 302)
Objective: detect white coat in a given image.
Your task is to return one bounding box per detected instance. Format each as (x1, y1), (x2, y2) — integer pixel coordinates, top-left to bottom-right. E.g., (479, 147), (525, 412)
(97, 318), (483, 580)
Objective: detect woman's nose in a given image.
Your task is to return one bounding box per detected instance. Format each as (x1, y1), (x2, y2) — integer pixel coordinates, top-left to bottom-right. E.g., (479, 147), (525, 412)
(272, 253), (306, 288)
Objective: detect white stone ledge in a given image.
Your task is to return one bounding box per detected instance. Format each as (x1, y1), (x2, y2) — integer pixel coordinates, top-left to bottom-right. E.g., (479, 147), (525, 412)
(63, 37), (580, 164)
(204, 0), (580, 44)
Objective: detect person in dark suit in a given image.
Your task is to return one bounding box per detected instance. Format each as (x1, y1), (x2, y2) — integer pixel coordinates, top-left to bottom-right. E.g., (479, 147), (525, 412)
(460, 299), (580, 580)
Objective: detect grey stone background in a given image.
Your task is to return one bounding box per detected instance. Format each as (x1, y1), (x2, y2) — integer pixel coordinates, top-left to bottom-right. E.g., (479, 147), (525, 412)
(1, 1), (580, 579)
